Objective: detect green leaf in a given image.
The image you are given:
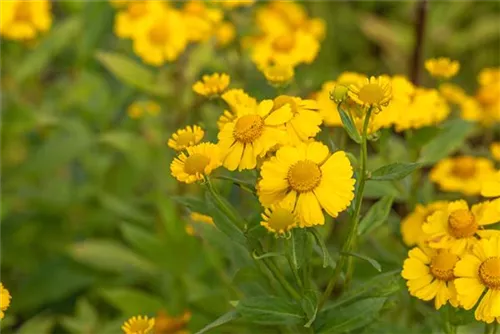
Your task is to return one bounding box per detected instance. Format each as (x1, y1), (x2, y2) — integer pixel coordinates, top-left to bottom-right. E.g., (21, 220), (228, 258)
(309, 228), (335, 268)
(341, 251), (382, 272)
(17, 314), (56, 334)
(316, 298), (387, 333)
(100, 288), (164, 316)
(60, 298), (99, 334)
(205, 192), (247, 245)
(418, 119), (475, 166)
(364, 181), (404, 201)
(69, 239), (156, 276)
(98, 193), (150, 224)
(120, 223), (166, 263)
(236, 296), (305, 325)
(358, 196), (394, 236)
(252, 251), (285, 260)
(195, 310), (240, 334)
(370, 163), (422, 181)
(301, 290), (319, 328)
(290, 229), (309, 270)
(95, 51), (169, 97)
(77, 2), (113, 63)
(171, 196), (211, 216)
(337, 104), (362, 144)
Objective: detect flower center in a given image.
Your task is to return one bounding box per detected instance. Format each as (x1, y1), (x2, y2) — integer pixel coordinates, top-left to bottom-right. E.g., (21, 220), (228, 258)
(273, 95), (297, 114)
(451, 157), (476, 178)
(184, 154), (210, 175)
(129, 320), (150, 333)
(176, 132), (196, 147)
(448, 209), (477, 238)
(267, 208), (295, 232)
(149, 23), (169, 45)
(430, 251), (459, 281)
(233, 115), (264, 143)
(14, 2), (31, 22)
(479, 257), (500, 289)
(127, 2), (148, 19)
(287, 160), (322, 193)
(357, 83), (385, 104)
(272, 35), (295, 52)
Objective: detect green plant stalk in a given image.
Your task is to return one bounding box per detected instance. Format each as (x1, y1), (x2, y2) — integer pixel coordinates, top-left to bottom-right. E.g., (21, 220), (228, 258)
(319, 107), (373, 310)
(285, 238), (304, 293)
(205, 176), (245, 229)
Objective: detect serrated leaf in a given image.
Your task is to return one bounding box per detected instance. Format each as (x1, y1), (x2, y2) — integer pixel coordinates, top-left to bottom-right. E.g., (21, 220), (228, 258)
(358, 196), (394, 236)
(195, 310), (240, 334)
(341, 251), (382, 272)
(236, 296), (304, 325)
(370, 163), (422, 181)
(337, 104), (362, 144)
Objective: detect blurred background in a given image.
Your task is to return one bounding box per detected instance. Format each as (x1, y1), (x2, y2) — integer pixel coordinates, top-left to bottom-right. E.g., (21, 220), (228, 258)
(1, 1), (499, 333)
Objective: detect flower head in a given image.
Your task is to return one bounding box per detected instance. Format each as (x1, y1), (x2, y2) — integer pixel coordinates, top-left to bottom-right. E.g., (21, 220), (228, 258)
(0, 283), (12, 319)
(217, 100), (293, 171)
(348, 76), (392, 112)
(482, 172), (500, 198)
(261, 198), (299, 236)
(170, 143), (221, 183)
(215, 21), (235, 48)
(258, 141), (355, 227)
(217, 89), (257, 130)
(0, 0), (52, 41)
(430, 156), (496, 196)
(439, 83), (467, 105)
(402, 247), (460, 309)
(114, 1), (166, 39)
(154, 310), (191, 334)
(122, 315), (155, 334)
(491, 143), (500, 161)
(401, 201), (449, 247)
(127, 101), (161, 119)
(168, 125), (205, 151)
(478, 67), (500, 87)
(422, 200), (500, 254)
(193, 73), (230, 98)
(262, 64), (294, 87)
(183, 0), (223, 42)
(425, 57), (460, 79)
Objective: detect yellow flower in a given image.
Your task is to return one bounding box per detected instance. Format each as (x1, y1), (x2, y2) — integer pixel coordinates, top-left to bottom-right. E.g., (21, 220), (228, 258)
(190, 212), (214, 225)
(401, 201), (449, 247)
(482, 171), (500, 198)
(251, 31), (320, 68)
(262, 64), (294, 87)
(122, 315), (155, 334)
(215, 21), (235, 48)
(192, 73), (230, 98)
(127, 101), (161, 119)
(168, 125), (205, 151)
(127, 103), (143, 119)
(215, 0), (255, 9)
(478, 67), (500, 87)
(257, 141), (355, 227)
(422, 199), (500, 254)
(0, 283), (12, 319)
(348, 76), (392, 112)
(429, 156), (496, 196)
(170, 143), (221, 184)
(261, 198), (299, 236)
(217, 89), (257, 130)
(272, 95), (322, 144)
(154, 310), (191, 334)
(131, 8), (187, 66)
(402, 247), (460, 309)
(491, 143), (500, 161)
(454, 236), (500, 323)
(217, 100), (292, 171)
(182, 0), (222, 42)
(425, 57), (460, 79)
(439, 83), (467, 105)
(0, 0), (52, 41)
(114, 1), (166, 39)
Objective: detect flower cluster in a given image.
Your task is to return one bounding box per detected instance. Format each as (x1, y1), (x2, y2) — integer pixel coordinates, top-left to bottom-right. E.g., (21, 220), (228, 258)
(0, 0), (52, 41)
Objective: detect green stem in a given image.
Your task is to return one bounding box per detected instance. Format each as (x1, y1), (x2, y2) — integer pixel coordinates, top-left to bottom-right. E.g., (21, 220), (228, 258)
(205, 177), (245, 229)
(319, 107), (373, 310)
(285, 238), (303, 293)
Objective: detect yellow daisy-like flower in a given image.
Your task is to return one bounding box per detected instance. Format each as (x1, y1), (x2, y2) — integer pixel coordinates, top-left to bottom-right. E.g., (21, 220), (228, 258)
(127, 101), (161, 119)
(0, 0), (52, 41)
(182, 0), (223, 42)
(422, 199), (500, 254)
(402, 247), (460, 309)
(170, 143), (221, 184)
(262, 64), (294, 87)
(114, 1), (166, 39)
(217, 100), (292, 171)
(454, 236), (500, 323)
(348, 76), (392, 112)
(429, 156), (496, 196)
(257, 141), (355, 227)
(168, 125), (205, 151)
(482, 171), (500, 198)
(217, 89), (257, 130)
(478, 67), (500, 87)
(439, 83), (467, 105)
(154, 310), (191, 334)
(192, 73), (230, 98)
(215, 21), (235, 48)
(132, 8), (188, 66)
(122, 315), (155, 334)
(401, 201), (449, 247)
(272, 95), (322, 144)
(261, 198), (299, 236)
(491, 143), (500, 161)
(0, 283), (12, 319)
(425, 57), (460, 79)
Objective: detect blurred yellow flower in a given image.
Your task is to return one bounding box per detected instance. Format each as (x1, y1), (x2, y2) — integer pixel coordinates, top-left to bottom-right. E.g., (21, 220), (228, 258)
(422, 199), (500, 254)
(218, 89), (257, 129)
(215, 0), (255, 9)
(190, 212), (214, 225)
(348, 76), (392, 112)
(215, 21), (235, 48)
(127, 101), (161, 119)
(114, 1), (166, 39)
(430, 156), (496, 196)
(183, 0), (222, 42)
(478, 67), (500, 87)
(258, 141), (355, 227)
(170, 143), (221, 184)
(402, 247), (460, 310)
(491, 143), (500, 161)
(0, 283), (12, 319)
(154, 310), (191, 334)
(439, 83), (467, 105)
(261, 199), (298, 235)
(0, 0), (52, 41)
(131, 8), (187, 66)
(401, 201), (448, 247)
(122, 315), (155, 334)
(482, 172), (500, 198)
(168, 125), (205, 151)
(262, 64), (294, 87)
(425, 57), (460, 79)
(218, 100), (292, 171)
(193, 73), (230, 98)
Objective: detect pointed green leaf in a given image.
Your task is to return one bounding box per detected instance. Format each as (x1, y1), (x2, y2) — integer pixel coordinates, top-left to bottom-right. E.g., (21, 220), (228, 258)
(205, 192), (247, 245)
(195, 310), (240, 334)
(341, 251), (382, 272)
(100, 288), (164, 316)
(309, 228), (335, 268)
(358, 196), (394, 235)
(337, 104), (362, 144)
(236, 296), (305, 325)
(370, 163), (422, 181)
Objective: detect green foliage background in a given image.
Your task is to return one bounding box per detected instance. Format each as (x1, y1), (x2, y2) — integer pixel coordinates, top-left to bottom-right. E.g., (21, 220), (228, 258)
(1, 1), (499, 333)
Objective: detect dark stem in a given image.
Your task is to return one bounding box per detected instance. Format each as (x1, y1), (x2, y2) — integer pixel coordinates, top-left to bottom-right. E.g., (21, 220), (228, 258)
(410, 0), (428, 85)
